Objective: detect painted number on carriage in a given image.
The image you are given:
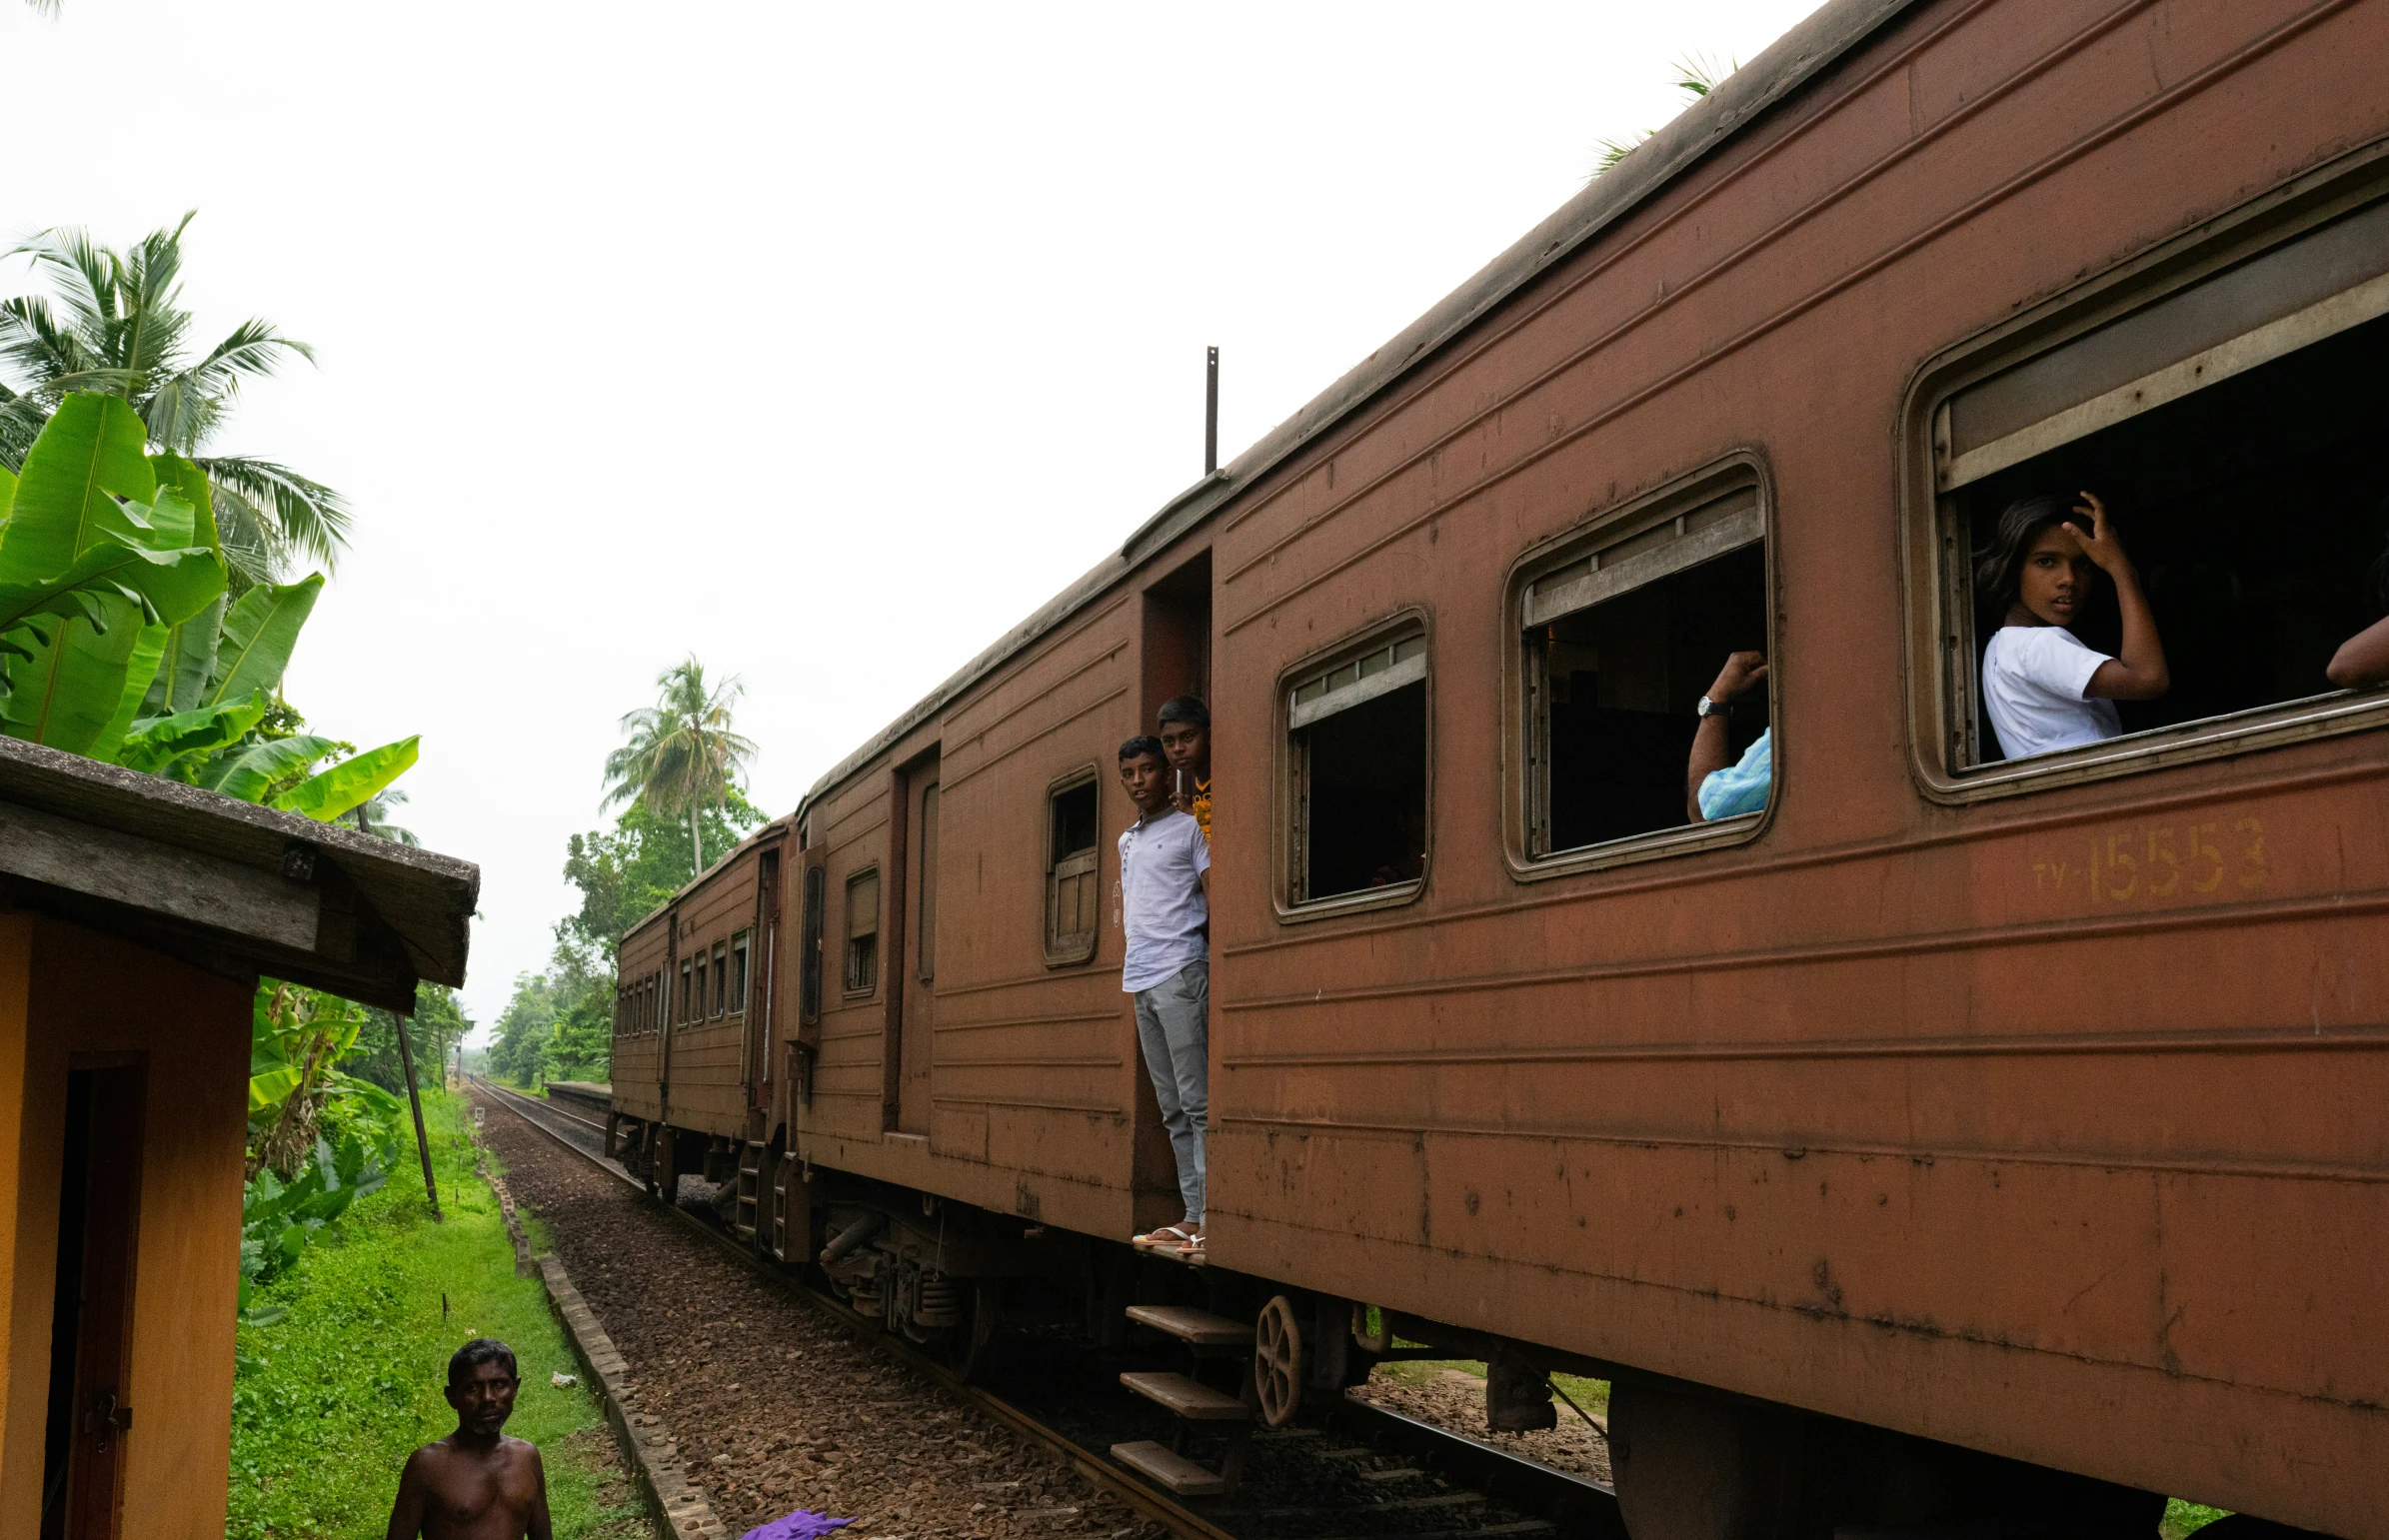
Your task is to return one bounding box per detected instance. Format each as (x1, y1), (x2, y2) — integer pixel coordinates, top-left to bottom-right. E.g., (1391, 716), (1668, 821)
(2030, 817), (2267, 902)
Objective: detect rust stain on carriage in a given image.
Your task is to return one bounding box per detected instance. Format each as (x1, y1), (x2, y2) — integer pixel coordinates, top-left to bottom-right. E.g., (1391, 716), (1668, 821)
(605, 1), (2389, 1533)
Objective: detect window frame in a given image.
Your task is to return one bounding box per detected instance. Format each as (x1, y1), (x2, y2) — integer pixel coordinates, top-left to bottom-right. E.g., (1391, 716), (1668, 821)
(800, 863), (826, 1021)
(679, 958), (694, 1023)
(1898, 146), (2389, 804)
(1500, 453), (1779, 880)
(1272, 607), (1433, 922)
(1044, 765), (1103, 966)
(730, 929), (751, 1015)
(843, 865), (882, 997)
(712, 941), (729, 1019)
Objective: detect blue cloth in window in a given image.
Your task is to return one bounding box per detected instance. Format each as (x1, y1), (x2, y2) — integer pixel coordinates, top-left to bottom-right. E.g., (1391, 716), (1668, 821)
(1697, 728), (1772, 820)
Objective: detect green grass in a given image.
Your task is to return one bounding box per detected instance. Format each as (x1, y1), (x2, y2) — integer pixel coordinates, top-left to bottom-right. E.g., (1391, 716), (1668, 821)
(228, 1088), (644, 1539)
(2162, 1500), (2231, 1538)
(1368, 1349), (1612, 1421)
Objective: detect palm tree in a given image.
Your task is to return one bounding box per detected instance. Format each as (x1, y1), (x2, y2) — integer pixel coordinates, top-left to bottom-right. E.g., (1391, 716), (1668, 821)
(601, 657), (759, 878)
(351, 786), (421, 846)
(0, 213), (351, 581)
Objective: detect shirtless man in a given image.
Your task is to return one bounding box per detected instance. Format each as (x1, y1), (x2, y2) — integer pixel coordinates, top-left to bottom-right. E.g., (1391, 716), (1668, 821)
(386, 1339), (553, 1540)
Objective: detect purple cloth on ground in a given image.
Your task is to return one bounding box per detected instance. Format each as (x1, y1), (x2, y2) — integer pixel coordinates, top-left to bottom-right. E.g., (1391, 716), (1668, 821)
(740, 1512), (854, 1540)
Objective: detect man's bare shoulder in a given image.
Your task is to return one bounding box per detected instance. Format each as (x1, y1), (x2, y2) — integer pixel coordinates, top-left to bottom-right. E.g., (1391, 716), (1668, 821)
(408, 1433), (544, 1466)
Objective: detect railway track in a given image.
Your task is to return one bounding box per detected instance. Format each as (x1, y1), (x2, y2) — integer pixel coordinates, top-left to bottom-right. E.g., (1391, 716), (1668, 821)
(468, 1078), (1621, 1540)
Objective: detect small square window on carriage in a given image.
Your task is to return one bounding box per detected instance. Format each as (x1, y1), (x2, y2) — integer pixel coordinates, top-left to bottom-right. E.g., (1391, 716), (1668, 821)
(844, 867), (881, 995)
(1505, 457), (1776, 878)
(1281, 619), (1430, 915)
(1906, 164), (2389, 799)
(1045, 768), (1101, 965)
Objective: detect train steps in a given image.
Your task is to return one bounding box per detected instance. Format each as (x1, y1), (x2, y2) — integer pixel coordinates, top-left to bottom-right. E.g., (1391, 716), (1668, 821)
(1113, 1305), (1258, 1495)
(734, 1140), (764, 1242)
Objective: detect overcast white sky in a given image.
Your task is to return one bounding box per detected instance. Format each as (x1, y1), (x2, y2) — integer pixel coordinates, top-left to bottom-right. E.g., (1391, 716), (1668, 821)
(2, 0), (1822, 1037)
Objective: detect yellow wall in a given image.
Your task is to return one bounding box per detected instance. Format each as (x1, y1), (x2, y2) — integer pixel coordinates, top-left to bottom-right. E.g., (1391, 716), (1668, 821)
(0, 912), (251, 1538)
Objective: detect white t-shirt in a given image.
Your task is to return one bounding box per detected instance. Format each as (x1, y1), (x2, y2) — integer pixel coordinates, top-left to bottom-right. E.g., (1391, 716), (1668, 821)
(1982, 625), (2122, 760)
(1119, 807), (1210, 993)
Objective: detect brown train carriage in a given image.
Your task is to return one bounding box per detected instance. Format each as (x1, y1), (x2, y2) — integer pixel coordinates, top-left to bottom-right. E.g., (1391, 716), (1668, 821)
(616, 1), (2389, 1532)
(610, 823), (793, 1213)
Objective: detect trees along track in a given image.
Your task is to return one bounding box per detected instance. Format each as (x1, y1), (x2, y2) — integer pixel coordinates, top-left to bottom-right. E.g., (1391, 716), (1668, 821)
(470, 1077), (1621, 1540)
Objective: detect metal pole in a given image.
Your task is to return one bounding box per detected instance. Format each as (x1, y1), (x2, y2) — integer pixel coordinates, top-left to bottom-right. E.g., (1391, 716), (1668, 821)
(394, 1011), (444, 1222)
(1204, 346), (1219, 476)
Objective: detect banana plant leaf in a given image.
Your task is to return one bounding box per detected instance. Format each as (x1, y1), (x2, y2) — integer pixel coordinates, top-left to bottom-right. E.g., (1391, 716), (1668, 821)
(0, 594), (169, 756)
(274, 736), (420, 822)
(149, 452), (221, 551)
(145, 592), (225, 718)
(203, 575), (322, 710)
(0, 464), (14, 526)
(0, 523), (223, 637)
(203, 732), (341, 804)
(117, 690), (270, 777)
(249, 1060), (306, 1114)
(0, 394), (157, 580)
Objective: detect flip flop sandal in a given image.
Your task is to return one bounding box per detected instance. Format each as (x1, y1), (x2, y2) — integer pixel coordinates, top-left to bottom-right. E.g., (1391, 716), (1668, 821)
(1133, 1225), (1194, 1250)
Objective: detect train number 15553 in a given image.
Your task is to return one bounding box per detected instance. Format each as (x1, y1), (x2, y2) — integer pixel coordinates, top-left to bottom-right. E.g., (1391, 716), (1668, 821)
(2030, 816), (2268, 903)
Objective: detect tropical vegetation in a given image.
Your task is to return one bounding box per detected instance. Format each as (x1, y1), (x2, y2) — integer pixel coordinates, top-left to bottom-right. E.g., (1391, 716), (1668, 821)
(1593, 54), (1735, 175)
(2, 216), (350, 580)
(491, 664), (764, 1087)
(601, 655), (758, 878)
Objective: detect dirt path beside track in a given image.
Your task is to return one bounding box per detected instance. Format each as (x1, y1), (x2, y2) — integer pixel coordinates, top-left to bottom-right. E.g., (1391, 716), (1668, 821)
(471, 1088), (1156, 1540)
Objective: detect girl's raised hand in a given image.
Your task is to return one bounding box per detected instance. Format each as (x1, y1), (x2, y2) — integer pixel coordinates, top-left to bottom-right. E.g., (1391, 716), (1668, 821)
(2060, 491), (2131, 575)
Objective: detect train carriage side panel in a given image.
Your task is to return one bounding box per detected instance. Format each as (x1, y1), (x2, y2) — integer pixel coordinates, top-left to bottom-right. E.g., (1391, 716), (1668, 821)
(611, 908), (669, 1122)
(1201, 0), (2389, 1531)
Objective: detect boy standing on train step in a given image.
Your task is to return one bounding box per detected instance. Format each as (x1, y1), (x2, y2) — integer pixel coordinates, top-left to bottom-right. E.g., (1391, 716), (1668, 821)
(1159, 696), (1211, 842)
(1117, 734), (1211, 1255)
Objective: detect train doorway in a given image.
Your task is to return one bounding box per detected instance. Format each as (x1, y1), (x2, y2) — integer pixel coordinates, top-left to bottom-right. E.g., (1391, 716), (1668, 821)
(893, 760), (940, 1135)
(40, 1062), (145, 1540)
(747, 850), (781, 1116)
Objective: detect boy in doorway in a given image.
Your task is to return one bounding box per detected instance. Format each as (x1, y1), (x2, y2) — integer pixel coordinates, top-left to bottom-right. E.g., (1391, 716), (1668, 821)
(1159, 695), (1210, 842)
(1117, 735), (1211, 1255)
(386, 1339), (553, 1540)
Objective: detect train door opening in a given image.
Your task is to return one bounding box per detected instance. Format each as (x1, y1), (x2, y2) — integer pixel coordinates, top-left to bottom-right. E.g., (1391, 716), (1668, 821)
(41, 1062), (145, 1540)
(1134, 551), (1210, 1217)
(891, 758), (940, 1136)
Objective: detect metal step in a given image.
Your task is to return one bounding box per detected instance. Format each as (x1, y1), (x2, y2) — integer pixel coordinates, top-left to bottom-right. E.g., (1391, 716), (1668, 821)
(1110, 1439), (1226, 1497)
(1120, 1371), (1250, 1421)
(734, 1140), (763, 1239)
(1125, 1304), (1253, 1347)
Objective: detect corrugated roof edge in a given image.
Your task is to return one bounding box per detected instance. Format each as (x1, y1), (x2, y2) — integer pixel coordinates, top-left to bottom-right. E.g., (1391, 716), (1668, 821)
(797, 0), (1914, 820)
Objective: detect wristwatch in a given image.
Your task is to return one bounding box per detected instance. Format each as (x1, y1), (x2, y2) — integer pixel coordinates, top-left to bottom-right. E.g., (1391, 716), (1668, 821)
(1696, 696), (1730, 719)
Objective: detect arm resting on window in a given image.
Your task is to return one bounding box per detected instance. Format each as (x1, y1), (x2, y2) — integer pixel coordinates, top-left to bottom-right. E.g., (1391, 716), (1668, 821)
(2328, 615), (2389, 690)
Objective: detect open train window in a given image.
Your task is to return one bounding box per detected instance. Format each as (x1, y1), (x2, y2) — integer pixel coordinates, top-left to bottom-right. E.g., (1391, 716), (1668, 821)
(844, 867), (880, 995)
(1046, 769), (1101, 965)
(1284, 620), (1428, 913)
(730, 931), (750, 1014)
(679, 959), (693, 1023)
(1504, 460), (1773, 876)
(1916, 179), (2389, 795)
(711, 942), (728, 1018)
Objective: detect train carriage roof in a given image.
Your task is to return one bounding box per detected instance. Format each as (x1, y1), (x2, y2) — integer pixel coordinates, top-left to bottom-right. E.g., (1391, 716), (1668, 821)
(799, 0), (1914, 816)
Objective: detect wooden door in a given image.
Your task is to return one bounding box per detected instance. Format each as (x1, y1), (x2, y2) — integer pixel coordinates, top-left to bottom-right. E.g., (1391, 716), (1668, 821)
(41, 1064), (144, 1540)
(748, 850), (781, 1113)
(898, 777), (938, 1134)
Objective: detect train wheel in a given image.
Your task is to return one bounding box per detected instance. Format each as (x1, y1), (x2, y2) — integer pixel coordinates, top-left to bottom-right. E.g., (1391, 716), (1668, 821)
(951, 1277), (1006, 1384)
(1254, 1295), (1304, 1427)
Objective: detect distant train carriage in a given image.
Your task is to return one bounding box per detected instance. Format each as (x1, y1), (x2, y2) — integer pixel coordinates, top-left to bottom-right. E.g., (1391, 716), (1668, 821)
(614, 2), (2389, 1533)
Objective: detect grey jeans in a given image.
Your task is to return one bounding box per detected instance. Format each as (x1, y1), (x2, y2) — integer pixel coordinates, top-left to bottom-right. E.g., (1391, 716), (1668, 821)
(1134, 960), (1208, 1225)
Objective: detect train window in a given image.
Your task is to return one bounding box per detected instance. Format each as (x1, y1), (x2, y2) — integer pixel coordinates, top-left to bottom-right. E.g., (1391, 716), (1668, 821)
(679, 959), (694, 1023)
(845, 867), (880, 995)
(1920, 188), (2389, 793)
(1511, 465), (1772, 873)
(1285, 622), (1428, 910)
(1046, 769), (1101, 965)
(730, 930), (750, 1014)
(800, 865), (826, 1020)
(711, 942), (728, 1018)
